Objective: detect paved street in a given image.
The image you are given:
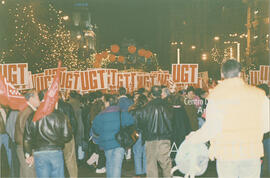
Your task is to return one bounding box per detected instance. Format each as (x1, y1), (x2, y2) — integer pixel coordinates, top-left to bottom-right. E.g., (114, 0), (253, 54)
(77, 158), (269, 178)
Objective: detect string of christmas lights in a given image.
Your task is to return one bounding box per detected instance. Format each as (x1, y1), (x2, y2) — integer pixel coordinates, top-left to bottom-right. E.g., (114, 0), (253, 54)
(3, 2), (81, 73)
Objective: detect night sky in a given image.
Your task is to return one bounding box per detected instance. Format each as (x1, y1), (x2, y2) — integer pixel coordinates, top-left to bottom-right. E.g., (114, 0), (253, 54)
(72, 0), (247, 69)
(0, 0), (248, 74)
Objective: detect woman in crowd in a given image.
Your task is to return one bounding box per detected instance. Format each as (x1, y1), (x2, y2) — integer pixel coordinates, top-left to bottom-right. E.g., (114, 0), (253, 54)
(92, 94), (134, 178)
(129, 94), (148, 177)
(87, 91), (107, 173)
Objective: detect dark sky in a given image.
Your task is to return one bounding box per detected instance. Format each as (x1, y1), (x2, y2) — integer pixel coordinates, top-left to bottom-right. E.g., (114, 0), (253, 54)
(80, 0), (247, 69)
(1, 0), (248, 71)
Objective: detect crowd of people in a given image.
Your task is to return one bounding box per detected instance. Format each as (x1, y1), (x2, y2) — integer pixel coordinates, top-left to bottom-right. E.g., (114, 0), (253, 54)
(0, 59), (269, 178)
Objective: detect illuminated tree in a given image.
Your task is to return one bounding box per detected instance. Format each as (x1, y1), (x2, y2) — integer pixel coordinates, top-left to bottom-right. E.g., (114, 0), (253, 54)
(1, 2), (79, 73)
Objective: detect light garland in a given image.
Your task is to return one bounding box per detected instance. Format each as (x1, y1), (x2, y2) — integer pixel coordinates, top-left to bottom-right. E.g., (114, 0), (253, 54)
(2, 2), (80, 73)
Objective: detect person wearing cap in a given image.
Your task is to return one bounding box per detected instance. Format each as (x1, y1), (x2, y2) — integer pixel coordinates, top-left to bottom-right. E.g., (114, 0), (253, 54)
(186, 59), (270, 178)
(139, 85), (173, 177)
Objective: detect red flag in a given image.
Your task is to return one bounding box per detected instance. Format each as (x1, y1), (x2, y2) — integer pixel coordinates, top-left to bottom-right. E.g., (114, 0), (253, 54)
(33, 61), (62, 122)
(0, 74), (28, 111)
(0, 74), (9, 106)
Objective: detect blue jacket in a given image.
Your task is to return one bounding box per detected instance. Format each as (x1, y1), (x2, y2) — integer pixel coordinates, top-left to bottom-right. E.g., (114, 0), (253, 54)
(118, 96), (133, 112)
(92, 106), (134, 151)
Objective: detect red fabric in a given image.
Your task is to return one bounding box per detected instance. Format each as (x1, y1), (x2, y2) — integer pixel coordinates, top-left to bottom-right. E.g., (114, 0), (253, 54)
(33, 61), (61, 122)
(0, 74), (28, 111)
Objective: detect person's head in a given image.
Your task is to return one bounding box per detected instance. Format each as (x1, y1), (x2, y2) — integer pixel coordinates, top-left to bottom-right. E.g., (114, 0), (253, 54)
(104, 94), (118, 107)
(69, 91), (81, 100)
(135, 94), (148, 107)
(161, 87), (170, 99)
(126, 94), (133, 100)
(151, 86), (162, 98)
(133, 91), (140, 103)
(95, 90), (104, 100)
(186, 86), (195, 99)
(119, 87), (126, 96)
(178, 89), (186, 96)
(25, 89), (40, 108)
(257, 84), (269, 96)
(221, 59), (241, 79)
(137, 88), (145, 95)
(200, 90), (208, 99)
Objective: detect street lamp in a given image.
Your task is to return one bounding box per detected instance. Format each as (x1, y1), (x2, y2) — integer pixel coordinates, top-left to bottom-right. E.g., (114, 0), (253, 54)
(191, 45), (196, 50)
(62, 16), (69, 21)
(202, 53), (207, 61)
(214, 36), (220, 41)
(171, 41), (183, 64)
(1, 1), (5, 4)
(76, 34), (82, 40)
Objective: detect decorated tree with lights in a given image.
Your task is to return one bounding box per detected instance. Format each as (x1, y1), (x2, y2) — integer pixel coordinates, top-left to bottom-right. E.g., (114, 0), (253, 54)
(1, 2), (79, 73)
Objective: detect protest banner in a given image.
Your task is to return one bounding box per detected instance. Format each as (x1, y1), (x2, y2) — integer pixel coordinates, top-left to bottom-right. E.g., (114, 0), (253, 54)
(249, 70), (261, 86)
(106, 69), (118, 91)
(172, 64), (198, 84)
(0, 63), (28, 85)
(80, 69), (108, 91)
(259, 65), (270, 86)
(0, 62), (211, 93)
(44, 67), (67, 76)
(61, 71), (81, 91)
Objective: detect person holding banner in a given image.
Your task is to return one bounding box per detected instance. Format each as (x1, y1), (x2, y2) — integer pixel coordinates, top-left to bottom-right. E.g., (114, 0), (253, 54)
(186, 59), (270, 178)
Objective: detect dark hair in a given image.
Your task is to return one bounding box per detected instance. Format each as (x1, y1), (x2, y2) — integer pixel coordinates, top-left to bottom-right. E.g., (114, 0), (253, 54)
(105, 94), (118, 106)
(137, 88), (145, 94)
(257, 84), (269, 96)
(95, 90), (103, 99)
(162, 87), (170, 97)
(119, 87), (126, 96)
(221, 59), (241, 79)
(161, 85), (167, 89)
(186, 86), (195, 94)
(194, 88), (203, 97)
(70, 91), (81, 99)
(151, 86), (162, 97)
(126, 94), (133, 100)
(136, 94), (148, 107)
(129, 94), (148, 111)
(178, 89), (186, 95)
(38, 89), (47, 101)
(24, 89), (37, 101)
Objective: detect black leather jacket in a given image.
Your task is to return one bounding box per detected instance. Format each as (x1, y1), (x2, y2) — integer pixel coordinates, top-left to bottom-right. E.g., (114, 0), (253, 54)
(140, 98), (173, 141)
(129, 106), (144, 133)
(58, 99), (77, 135)
(23, 110), (72, 156)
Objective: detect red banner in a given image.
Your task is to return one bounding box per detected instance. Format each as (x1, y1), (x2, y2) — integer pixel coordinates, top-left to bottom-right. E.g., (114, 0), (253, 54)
(172, 64), (198, 84)
(0, 63), (28, 85)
